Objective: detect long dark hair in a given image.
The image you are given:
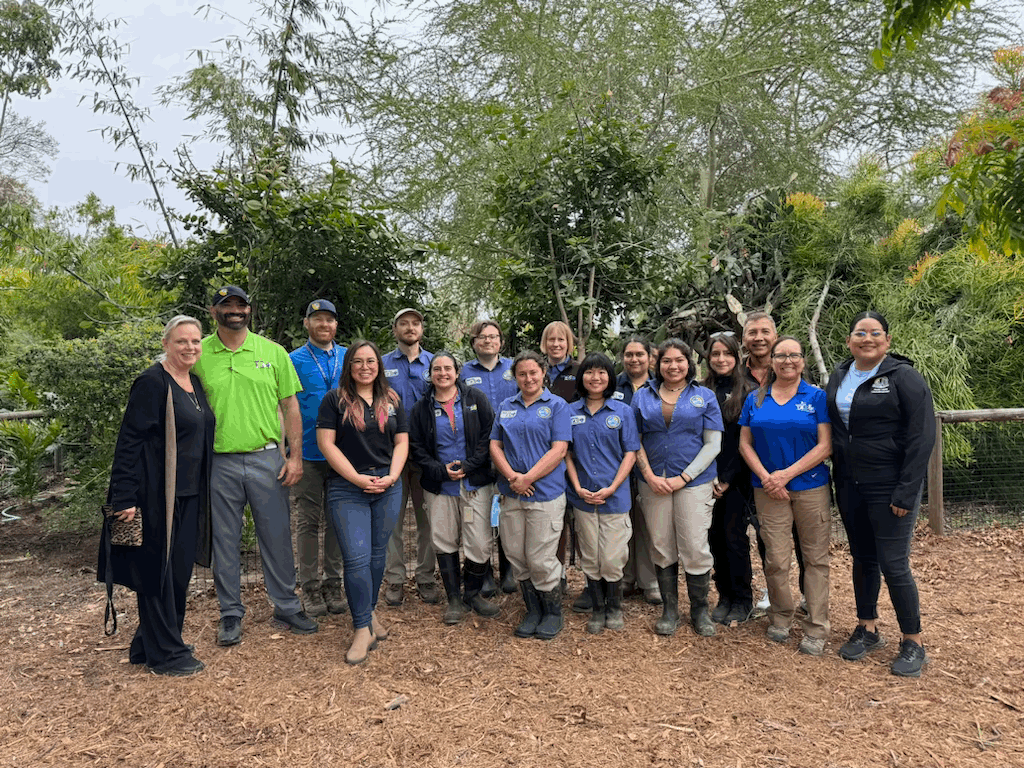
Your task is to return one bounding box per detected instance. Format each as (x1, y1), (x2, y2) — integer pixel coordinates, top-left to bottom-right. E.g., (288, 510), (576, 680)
(654, 338), (696, 384)
(337, 340), (399, 432)
(701, 334), (753, 422)
(754, 336), (804, 408)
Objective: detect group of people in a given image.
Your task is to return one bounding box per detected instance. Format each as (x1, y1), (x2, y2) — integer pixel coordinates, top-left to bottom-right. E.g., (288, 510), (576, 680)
(99, 288), (935, 679)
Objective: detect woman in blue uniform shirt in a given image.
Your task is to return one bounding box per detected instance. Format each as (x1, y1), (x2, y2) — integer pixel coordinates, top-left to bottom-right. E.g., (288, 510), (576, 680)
(490, 351), (572, 640)
(738, 336), (832, 656)
(565, 353), (641, 634)
(632, 339), (723, 638)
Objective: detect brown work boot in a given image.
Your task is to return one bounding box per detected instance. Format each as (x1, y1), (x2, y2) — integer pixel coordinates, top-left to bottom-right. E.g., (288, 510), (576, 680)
(322, 579), (348, 615)
(301, 580), (327, 618)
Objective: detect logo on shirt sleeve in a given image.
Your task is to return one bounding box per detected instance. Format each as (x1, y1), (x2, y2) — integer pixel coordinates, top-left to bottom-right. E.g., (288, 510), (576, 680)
(422, 369), (432, 381)
(384, 369), (399, 378)
(465, 376), (483, 386)
(605, 415), (622, 429)
(571, 415), (586, 426)
(537, 406), (552, 419)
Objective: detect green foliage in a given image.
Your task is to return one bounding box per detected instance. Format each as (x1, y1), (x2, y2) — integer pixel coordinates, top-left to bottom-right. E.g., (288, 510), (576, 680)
(161, 144), (428, 348)
(0, 0), (61, 102)
(876, 0), (972, 66)
(0, 371), (60, 500)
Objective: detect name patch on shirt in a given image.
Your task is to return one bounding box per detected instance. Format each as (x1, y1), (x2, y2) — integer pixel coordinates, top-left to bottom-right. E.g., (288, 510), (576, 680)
(563, 375), (576, 381)
(611, 391), (624, 400)
(689, 395), (705, 408)
(435, 409), (443, 418)
(871, 376), (890, 394)
(571, 415), (587, 426)
(500, 409), (517, 419)
(384, 369), (399, 378)
(465, 376), (483, 386)
(605, 415), (622, 429)
(537, 406), (553, 419)
(254, 359), (273, 370)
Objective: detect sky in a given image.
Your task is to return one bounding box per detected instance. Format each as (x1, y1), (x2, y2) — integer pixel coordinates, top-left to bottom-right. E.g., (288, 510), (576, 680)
(12, 0), (379, 240)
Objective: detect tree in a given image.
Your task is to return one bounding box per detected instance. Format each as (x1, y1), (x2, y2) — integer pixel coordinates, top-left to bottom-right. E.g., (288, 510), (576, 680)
(876, 0), (973, 65)
(0, 0), (61, 140)
(157, 143), (428, 348)
(0, 109), (57, 180)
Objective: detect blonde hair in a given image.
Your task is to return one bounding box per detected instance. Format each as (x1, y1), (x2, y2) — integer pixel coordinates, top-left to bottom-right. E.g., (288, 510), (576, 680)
(157, 315), (203, 362)
(540, 321), (575, 357)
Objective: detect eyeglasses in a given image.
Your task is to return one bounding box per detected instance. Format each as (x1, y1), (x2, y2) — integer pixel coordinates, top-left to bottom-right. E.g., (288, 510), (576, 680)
(709, 331), (735, 338)
(851, 330), (886, 339)
(475, 334), (501, 342)
(771, 353), (804, 361)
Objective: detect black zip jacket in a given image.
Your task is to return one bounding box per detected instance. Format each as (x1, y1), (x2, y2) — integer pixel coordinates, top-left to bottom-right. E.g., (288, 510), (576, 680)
(409, 381), (496, 494)
(825, 353), (936, 510)
(709, 374), (752, 489)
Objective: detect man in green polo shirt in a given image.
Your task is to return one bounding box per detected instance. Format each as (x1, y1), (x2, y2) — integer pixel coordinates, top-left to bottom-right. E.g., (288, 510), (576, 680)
(192, 285), (318, 646)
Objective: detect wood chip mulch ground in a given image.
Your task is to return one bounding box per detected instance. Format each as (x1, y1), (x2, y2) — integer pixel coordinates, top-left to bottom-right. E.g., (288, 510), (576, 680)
(2, 509), (1022, 768)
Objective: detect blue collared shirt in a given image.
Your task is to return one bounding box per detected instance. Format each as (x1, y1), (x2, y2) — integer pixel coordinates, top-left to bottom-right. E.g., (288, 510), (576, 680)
(489, 389), (572, 502)
(290, 341), (346, 462)
(566, 398), (641, 514)
(460, 356), (517, 411)
(632, 381), (724, 487)
(613, 371), (654, 406)
(433, 391), (475, 496)
(382, 347), (434, 413)
(739, 380), (830, 491)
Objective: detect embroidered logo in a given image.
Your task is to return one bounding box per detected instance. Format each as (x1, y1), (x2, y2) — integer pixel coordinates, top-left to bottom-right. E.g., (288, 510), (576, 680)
(422, 369), (431, 381)
(468, 404), (477, 411)
(564, 375), (576, 381)
(605, 415), (622, 429)
(871, 376), (890, 394)
(465, 376), (483, 386)
(311, 302), (321, 311)
(435, 409), (443, 418)
(537, 406), (553, 419)
(386, 404), (396, 416)
(254, 360), (272, 369)
(796, 401), (815, 413)
(571, 415), (587, 426)
(384, 368), (399, 378)
(500, 409), (517, 419)
(689, 395), (705, 408)
(218, 288), (227, 296)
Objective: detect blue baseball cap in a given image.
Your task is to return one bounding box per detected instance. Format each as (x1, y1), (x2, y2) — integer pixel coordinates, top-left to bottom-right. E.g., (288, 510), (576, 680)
(305, 299), (338, 317)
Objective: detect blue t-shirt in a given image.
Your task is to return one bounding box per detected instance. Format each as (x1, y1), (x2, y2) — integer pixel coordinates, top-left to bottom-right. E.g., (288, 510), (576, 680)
(432, 391), (480, 496)
(566, 399), (641, 514)
(489, 389), (572, 502)
(631, 381), (724, 487)
(460, 357), (517, 411)
(382, 347), (434, 413)
(834, 362), (882, 428)
(290, 341), (346, 462)
(738, 381), (830, 491)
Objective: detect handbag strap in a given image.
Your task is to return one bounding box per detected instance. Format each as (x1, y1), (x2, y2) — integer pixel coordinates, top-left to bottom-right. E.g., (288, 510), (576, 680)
(103, 512), (118, 636)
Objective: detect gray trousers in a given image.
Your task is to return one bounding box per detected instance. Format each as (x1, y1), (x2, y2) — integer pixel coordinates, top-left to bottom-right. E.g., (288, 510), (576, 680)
(384, 463), (435, 585)
(211, 449), (301, 619)
(292, 459), (343, 588)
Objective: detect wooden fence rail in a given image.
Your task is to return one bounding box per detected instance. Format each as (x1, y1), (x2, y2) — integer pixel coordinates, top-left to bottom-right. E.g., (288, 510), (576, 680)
(927, 408), (1024, 534)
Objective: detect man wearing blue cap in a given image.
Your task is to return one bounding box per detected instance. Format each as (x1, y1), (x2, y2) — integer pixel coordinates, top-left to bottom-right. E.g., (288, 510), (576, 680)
(289, 299), (348, 617)
(193, 286), (318, 646)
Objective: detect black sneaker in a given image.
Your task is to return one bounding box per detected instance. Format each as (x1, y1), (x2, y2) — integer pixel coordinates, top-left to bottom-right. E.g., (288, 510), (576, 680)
(838, 625), (886, 661)
(217, 616), (242, 646)
(150, 656), (205, 677)
(891, 639), (928, 678)
(711, 600), (731, 624)
(272, 610), (319, 635)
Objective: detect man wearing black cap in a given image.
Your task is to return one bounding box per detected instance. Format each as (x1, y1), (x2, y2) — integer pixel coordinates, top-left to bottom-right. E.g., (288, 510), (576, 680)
(193, 286), (318, 646)
(381, 307), (438, 605)
(289, 299), (348, 617)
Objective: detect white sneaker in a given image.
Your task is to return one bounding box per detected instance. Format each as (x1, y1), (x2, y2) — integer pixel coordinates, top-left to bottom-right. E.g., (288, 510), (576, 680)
(756, 589), (770, 611)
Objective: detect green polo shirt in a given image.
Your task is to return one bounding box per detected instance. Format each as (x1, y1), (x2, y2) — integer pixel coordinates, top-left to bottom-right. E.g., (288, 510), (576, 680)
(193, 331), (302, 454)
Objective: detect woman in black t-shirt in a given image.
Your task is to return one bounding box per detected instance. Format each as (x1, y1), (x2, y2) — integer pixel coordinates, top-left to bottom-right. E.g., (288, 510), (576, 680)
(317, 340), (409, 665)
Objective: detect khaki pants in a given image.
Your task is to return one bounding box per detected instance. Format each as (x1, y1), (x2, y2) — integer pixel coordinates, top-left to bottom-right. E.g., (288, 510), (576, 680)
(292, 459), (343, 588)
(638, 481), (714, 574)
(573, 508), (631, 581)
(384, 463), (435, 586)
(754, 486), (831, 640)
(424, 484), (495, 564)
(498, 494), (565, 592)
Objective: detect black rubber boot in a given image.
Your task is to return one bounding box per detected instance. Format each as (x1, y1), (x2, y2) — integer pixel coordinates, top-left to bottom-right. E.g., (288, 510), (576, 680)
(572, 584), (594, 613)
(463, 559), (500, 617)
(497, 538), (517, 593)
(604, 580), (624, 631)
(686, 570), (716, 637)
(515, 580), (543, 637)
(585, 578), (606, 635)
(437, 552), (468, 625)
(535, 585), (564, 640)
(654, 563), (680, 636)
(480, 568), (498, 598)
(711, 597), (731, 624)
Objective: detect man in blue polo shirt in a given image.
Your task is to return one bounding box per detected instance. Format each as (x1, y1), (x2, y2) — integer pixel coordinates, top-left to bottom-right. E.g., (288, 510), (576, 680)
(289, 299), (347, 618)
(460, 319), (519, 595)
(381, 308), (438, 605)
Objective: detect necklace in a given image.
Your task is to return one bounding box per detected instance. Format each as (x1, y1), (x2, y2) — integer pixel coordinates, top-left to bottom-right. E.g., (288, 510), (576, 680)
(661, 383), (685, 394)
(186, 390), (201, 411)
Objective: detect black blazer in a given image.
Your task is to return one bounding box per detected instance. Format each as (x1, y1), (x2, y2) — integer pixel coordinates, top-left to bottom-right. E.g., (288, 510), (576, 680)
(409, 381), (496, 494)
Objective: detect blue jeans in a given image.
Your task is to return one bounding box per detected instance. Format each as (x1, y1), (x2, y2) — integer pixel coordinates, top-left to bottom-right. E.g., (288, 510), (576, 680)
(836, 479), (922, 635)
(326, 470), (403, 630)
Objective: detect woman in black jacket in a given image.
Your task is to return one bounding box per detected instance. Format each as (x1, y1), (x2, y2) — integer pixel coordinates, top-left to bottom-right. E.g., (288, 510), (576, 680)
(826, 311), (936, 677)
(409, 352), (500, 624)
(99, 316), (215, 676)
(701, 332), (756, 625)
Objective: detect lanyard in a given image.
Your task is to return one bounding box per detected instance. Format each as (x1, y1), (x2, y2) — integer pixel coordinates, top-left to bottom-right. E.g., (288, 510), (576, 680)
(305, 342), (339, 389)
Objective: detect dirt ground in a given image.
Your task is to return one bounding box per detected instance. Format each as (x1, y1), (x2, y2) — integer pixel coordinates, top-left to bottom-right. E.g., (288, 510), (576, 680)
(2, 500), (1023, 768)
